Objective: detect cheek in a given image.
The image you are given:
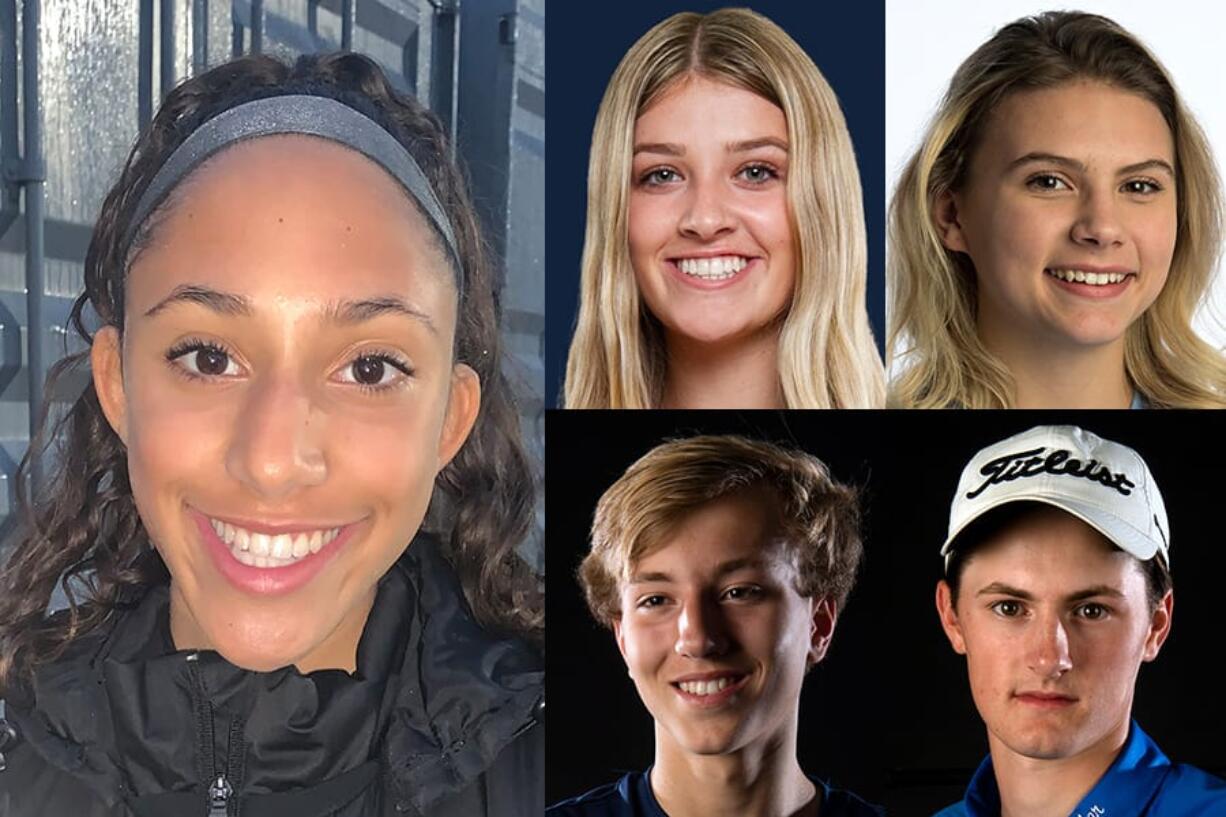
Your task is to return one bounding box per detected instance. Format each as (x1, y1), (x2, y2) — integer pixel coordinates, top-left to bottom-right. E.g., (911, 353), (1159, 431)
(964, 195), (1051, 283)
(325, 408), (441, 523)
(1133, 206), (1177, 293)
(628, 194), (674, 266)
(960, 623), (1011, 697)
(741, 195), (795, 295)
(619, 616), (674, 682)
(124, 378), (232, 510)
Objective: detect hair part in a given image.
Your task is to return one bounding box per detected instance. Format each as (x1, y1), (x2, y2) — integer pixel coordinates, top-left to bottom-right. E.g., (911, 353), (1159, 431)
(579, 434), (865, 626)
(564, 8), (884, 408)
(888, 11), (1226, 408)
(0, 52), (541, 694)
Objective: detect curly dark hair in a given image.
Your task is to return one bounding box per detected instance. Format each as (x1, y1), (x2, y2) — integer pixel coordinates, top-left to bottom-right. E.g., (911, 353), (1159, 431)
(0, 52), (541, 693)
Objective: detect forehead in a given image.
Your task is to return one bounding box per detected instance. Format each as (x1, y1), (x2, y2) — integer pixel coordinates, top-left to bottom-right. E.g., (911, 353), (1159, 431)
(961, 506), (1142, 593)
(629, 490), (790, 578)
(127, 134), (456, 320)
(974, 81), (1173, 170)
(633, 75), (787, 147)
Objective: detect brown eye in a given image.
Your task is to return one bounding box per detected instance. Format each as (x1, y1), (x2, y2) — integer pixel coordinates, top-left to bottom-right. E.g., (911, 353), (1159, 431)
(195, 348), (230, 376)
(351, 356), (387, 385)
(335, 352), (413, 390)
(167, 341), (240, 379)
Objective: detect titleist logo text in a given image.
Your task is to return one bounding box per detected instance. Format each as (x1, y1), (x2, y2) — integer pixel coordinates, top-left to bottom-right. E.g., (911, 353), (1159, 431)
(967, 447), (1134, 499)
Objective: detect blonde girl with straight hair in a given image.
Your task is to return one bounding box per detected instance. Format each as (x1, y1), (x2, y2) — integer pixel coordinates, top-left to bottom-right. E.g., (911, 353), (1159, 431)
(889, 11), (1226, 409)
(563, 8), (884, 409)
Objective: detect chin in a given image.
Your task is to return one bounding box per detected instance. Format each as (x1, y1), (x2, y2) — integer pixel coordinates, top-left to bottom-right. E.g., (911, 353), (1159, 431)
(997, 721), (1083, 761)
(208, 617), (316, 672)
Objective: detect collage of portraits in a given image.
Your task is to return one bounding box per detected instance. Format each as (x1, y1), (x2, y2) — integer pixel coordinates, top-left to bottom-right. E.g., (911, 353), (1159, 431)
(0, 0), (1223, 815)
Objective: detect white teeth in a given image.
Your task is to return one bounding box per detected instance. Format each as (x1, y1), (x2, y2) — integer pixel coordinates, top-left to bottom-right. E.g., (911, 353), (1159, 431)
(677, 256), (748, 280)
(209, 518), (344, 569)
(1046, 268), (1128, 286)
(271, 534), (294, 559)
(250, 532), (271, 556)
(678, 677), (735, 696)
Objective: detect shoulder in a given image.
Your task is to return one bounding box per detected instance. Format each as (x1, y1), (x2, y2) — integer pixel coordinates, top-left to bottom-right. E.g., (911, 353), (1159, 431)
(1150, 763), (1226, 815)
(0, 731), (109, 816)
(547, 772), (640, 817)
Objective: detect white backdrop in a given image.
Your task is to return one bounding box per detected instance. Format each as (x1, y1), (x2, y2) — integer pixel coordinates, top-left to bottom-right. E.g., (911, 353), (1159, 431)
(885, 0), (1226, 349)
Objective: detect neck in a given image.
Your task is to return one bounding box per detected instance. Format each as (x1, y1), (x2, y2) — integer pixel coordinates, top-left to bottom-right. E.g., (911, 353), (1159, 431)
(978, 319), (1133, 409)
(650, 724), (817, 817)
(991, 716), (1130, 817)
(660, 329), (783, 409)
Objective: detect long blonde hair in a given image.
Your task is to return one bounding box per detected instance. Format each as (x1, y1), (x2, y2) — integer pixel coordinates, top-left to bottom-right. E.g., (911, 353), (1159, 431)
(563, 8), (884, 408)
(889, 11), (1226, 408)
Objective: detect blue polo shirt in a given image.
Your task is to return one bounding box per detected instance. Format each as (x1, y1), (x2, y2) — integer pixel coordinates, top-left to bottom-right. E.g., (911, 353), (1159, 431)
(935, 721), (1226, 816)
(548, 769), (883, 816)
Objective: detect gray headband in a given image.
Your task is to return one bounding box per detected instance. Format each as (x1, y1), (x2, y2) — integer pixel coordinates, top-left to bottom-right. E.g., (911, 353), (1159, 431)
(124, 94), (463, 291)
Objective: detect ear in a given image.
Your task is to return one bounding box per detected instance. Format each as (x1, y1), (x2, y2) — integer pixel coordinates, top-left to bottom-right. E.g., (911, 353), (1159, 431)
(436, 363), (481, 472)
(91, 326), (129, 445)
(936, 580), (967, 655)
(806, 596), (838, 667)
(612, 615), (636, 679)
(933, 190), (970, 254)
(1141, 589), (1174, 662)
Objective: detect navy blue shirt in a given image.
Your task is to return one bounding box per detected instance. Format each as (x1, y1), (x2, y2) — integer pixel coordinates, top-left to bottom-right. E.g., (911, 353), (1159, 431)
(549, 769), (883, 816)
(934, 721), (1226, 816)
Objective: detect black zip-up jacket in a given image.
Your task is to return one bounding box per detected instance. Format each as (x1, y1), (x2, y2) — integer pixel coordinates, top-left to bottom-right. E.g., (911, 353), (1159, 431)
(0, 535), (544, 816)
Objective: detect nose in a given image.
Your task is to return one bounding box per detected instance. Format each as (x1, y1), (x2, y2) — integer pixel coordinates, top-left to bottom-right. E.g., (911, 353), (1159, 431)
(1070, 188), (1125, 247)
(225, 372), (328, 499)
(674, 595), (730, 658)
(1026, 611), (1073, 679)
(678, 177), (736, 241)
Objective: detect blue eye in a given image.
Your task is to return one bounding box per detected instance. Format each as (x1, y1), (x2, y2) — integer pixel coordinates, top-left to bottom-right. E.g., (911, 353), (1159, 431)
(639, 167), (681, 186)
(737, 164), (779, 184)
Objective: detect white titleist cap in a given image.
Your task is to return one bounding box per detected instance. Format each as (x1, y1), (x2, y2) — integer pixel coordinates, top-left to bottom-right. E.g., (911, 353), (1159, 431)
(942, 425), (1169, 571)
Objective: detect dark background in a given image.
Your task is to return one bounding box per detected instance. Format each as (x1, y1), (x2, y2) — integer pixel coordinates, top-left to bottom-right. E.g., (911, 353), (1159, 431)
(545, 410), (1226, 815)
(544, 1), (887, 408)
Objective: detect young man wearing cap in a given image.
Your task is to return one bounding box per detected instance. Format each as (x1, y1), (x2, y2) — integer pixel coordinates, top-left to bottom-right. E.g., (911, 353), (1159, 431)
(934, 425), (1226, 817)
(548, 435), (881, 817)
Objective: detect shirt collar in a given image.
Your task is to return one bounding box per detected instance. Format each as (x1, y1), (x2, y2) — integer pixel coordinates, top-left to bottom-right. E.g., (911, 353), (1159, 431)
(962, 721), (1172, 817)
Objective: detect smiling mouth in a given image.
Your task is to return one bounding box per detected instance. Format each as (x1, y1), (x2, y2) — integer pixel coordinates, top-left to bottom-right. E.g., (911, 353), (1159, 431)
(671, 673), (749, 700)
(1044, 267), (1134, 286)
(209, 517), (343, 569)
(676, 255), (749, 281)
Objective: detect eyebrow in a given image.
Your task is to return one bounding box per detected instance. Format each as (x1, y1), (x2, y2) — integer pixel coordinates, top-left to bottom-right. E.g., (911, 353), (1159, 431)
(726, 137), (789, 154)
(1006, 152), (1175, 178)
(975, 581), (1126, 602)
(628, 556), (767, 586)
(631, 137), (789, 157)
(144, 284), (438, 335)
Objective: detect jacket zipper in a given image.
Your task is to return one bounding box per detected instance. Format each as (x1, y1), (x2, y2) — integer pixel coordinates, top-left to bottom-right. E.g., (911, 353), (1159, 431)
(187, 653), (238, 817)
(208, 774), (233, 816)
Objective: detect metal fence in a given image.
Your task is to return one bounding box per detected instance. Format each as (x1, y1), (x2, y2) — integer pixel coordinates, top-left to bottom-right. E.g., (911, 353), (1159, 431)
(0, 0), (545, 565)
